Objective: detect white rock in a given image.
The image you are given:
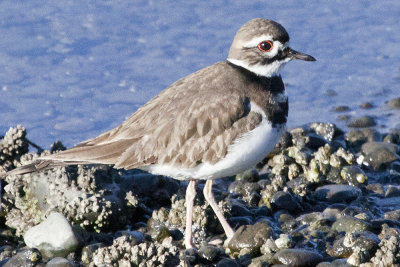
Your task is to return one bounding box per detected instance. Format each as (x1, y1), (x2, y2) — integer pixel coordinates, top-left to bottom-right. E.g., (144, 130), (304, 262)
(24, 212), (79, 258)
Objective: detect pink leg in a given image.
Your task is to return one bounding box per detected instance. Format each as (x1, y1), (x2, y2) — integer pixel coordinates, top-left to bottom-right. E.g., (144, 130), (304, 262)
(184, 180), (197, 249)
(203, 179), (235, 240)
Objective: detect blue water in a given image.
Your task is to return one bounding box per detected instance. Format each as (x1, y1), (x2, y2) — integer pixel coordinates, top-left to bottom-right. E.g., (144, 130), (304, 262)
(0, 1), (399, 148)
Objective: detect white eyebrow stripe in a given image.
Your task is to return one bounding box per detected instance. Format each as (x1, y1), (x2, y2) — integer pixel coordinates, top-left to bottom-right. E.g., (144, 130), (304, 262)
(243, 34), (273, 48)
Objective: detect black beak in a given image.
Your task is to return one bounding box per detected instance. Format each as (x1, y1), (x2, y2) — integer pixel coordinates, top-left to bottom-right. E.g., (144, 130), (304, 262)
(287, 48), (316, 61)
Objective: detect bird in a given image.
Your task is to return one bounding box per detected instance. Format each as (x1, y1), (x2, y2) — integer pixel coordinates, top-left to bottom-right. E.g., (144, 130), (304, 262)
(3, 18), (315, 249)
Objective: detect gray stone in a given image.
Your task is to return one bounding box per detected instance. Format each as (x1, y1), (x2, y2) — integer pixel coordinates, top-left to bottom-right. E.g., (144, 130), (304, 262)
(347, 116), (376, 128)
(228, 220), (272, 252)
(332, 216), (372, 233)
(315, 184), (361, 203)
(361, 141), (400, 170)
(3, 248), (42, 267)
(24, 212), (79, 259)
(270, 191), (302, 212)
(45, 257), (75, 267)
(387, 97), (400, 109)
(271, 248), (323, 267)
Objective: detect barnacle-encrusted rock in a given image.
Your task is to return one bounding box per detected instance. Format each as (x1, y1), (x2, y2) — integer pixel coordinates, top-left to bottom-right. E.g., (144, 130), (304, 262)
(90, 235), (179, 267)
(0, 125), (29, 171)
(3, 157), (126, 235)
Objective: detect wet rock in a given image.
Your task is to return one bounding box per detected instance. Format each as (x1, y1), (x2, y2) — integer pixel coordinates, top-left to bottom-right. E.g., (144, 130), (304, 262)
(310, 122), (341, 142)
(45, 257), (75, 267)
(347, 116), (376, 128)
(384, 209), (400, 221)
(3, 248), (42, 267)
(360, 102), (373, 109)
(198, 245), (221, 262)
(326, 237), (353, 258)
(248, 254), (271, 267)
(317, 259), (352, 266)
(343, 231), (379, 265)
(361, 141), (400, 170)
(387, 97), (400, 109)
(367, 226), (400, 266)
(365, 183), (384, 195)
(315, 184), (361, 203)
(340, 165), (367, 186)
(383, 132), (400, 145)
(385, 185), (400, 197)
(271, 248), (323, 267)
(217, 257), (240, 267)
(332, 216), (372, 233)
(270, 191), (302, 212)
(332, 106), (350, 112)
(24, 212), (80, 259)
(345, 128), (381, 151)
(81, 243), (106, 266)
(228, 220), (272, 253)
(236, 169), (260, 182)
(275, 234), (294, 249)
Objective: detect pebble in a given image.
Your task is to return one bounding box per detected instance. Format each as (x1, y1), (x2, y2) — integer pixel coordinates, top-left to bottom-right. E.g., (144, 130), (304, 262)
(315, 184), (361, 203)
(3, 248), (42, 267)
(24, 212), (80, 259)
(228, 220), (272, 252)
(271, 248), (323, 267)
(385, 185), (400, 198)
(270, 191), (302, 212)
(45, 257), (75, 267)
(387, 97), (400, 109)
(217, 258), (240, 267)
(332, 216), (372, 233)
(347, 116), (376, 128)
(317, 258), (353, 266)
(361, 141), (400, 170)
(198, 245), (221, 262)
(332, 105), (350, 112)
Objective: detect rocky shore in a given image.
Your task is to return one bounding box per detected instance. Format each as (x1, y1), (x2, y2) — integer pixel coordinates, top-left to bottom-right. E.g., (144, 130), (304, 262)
(1, 119), (400, 266)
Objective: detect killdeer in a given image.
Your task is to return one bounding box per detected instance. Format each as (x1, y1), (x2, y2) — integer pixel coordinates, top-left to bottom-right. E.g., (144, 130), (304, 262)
(4, 18), (315, 249)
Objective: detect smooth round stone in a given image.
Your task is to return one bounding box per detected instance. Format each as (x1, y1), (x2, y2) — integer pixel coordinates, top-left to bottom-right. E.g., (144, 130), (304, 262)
(347, 116), (376, 128)
(228, 221), (272, 252)
(331, 216), (372, 233)
(198, 245), (220, 262)
(217, 258), (240, 267)
(315, 184), (361, 203)
(361, 141), (400, 170)
(270, 191), (302, 212)
(387, 97), (400, 109)
(3, 248), (42, 267)
(45, 257), (75, 267)
(316, 258), (352, 267)
(271, 248), (323, 267)
(24, 212), (79, 259)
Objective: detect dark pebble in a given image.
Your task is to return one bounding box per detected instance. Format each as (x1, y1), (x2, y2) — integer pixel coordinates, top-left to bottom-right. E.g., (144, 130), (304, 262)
(345, 128), (381, 151)
(3, 248), (42, 267)
(45, 257), (75, 267)
(387, 97), (400, 109)
(198, 245), (221, 262)
(271, 248), (323, 267)
(228, 220), (272, 252)
(361, 141), (400, 170)
(326, 237), (352, 258)
(317, 258), (353, 266)
(216, 258), (240, 267)
(360, 102), (373, 109)
(385, 185), (400, 197)
(236, 169), (260, 182)
(270, 191), (302, 212)
(315, 184), (361, 203)
(347, 115), (376, 128)
(340, 165), (367, 186)
(384, 209), (400, 220)
(337, 114), (350, 121)
(331, 216), (372, 233)
(332, 106), (350, 112)
(383, 133), (400, 145)
(365, 183), (385, 195)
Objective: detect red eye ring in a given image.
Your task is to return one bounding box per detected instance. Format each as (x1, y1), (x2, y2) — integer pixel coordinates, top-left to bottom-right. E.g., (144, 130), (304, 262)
(257, 41), (273, 52)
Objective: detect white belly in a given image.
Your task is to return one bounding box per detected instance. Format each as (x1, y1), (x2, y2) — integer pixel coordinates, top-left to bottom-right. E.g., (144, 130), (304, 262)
(141, 102), (285, 180)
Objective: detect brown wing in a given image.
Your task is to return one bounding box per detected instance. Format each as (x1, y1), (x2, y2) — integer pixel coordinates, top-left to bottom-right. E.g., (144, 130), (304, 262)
(40, 61), (262, 169)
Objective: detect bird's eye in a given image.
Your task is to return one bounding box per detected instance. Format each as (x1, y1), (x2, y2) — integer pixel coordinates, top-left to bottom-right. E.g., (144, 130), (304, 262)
(257, 41), (273, 52)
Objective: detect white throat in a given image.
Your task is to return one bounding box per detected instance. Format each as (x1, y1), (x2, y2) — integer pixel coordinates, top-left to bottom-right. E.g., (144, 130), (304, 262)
(227, 58), (290, 77)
